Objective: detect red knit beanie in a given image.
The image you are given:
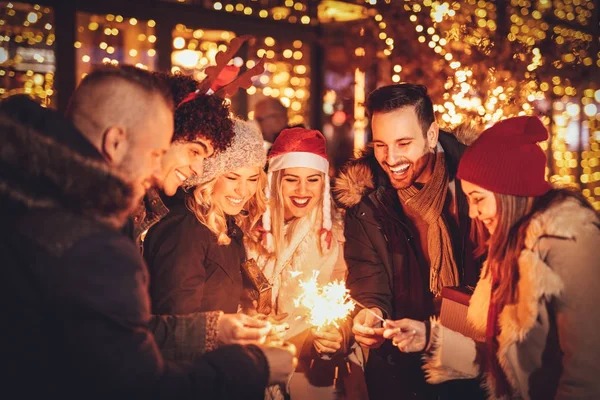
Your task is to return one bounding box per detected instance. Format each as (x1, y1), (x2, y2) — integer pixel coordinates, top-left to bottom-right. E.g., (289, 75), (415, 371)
(457, 116), (551, 197)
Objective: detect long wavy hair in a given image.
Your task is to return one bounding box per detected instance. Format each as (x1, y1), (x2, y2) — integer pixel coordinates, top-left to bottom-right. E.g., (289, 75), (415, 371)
(186, 169), (267, 245)
(474, 187), (595, 309)
(266, 169), (329, 256)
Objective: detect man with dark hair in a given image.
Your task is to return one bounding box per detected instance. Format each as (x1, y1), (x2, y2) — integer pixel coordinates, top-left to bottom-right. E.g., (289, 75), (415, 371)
(128, 71), (236, 243)
(334, 83), (481, 398)
(0, 65), (295, 399)
(134, 71), (275, 360)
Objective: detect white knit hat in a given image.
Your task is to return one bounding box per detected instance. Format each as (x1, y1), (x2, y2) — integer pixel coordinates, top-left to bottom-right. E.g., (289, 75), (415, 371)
(184, 118), (266, 188)
(262, 127), (332, 252)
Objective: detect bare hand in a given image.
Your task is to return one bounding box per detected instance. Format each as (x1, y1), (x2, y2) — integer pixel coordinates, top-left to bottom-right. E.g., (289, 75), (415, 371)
(383, 319), (426, 352)
(256, 313), (290, 344)
(260, 342), (298, 385)
(312, 325), (343, 355)
(217, 313), (271, 345)
(352, 308), (385, 349)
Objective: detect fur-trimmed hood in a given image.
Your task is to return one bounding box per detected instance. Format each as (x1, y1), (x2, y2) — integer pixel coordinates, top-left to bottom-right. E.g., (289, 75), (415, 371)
(334, 130), (473, 209)
(0, 100), (134, 224)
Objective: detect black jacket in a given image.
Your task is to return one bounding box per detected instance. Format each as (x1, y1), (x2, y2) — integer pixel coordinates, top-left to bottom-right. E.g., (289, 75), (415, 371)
(334, 132), (482, 399)
(144, 190), (245, 316)
(0, 97), (269, 399)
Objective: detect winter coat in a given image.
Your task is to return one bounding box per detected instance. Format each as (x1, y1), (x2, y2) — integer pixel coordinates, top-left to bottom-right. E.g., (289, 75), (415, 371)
(334, 132), (482, 399)
(124, 188), (223, 361)
(424, 197), (600, 399)
(247, 207), (367, 400)
(144, 191), (246, 332)
(0, 97), (270, 399)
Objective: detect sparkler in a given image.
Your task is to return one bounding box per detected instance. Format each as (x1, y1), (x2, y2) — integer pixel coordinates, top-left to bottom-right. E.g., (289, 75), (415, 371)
(293, 271), (355, 329)
(293, 270), (385, 330)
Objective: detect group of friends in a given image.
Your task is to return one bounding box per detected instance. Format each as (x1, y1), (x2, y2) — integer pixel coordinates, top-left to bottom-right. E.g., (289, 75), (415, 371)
(1, 64), (599, 400)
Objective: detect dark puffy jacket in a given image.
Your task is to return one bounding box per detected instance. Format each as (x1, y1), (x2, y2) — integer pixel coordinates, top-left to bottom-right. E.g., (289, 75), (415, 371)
(0, 96), (269, 399)
(144, 190), (246, 317)
(334, 132), (483, 399)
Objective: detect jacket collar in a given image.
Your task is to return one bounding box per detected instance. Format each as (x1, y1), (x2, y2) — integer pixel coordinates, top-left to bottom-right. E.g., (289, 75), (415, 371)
(0, 112), (134, 225)
(132, 187), (171, 240)
(334, 131), (466, 209)
(467, 197), (598, 394)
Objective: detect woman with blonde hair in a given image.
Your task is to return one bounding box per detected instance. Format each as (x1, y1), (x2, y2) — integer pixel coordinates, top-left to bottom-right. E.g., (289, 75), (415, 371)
(383, 116), (600, 399)
(144, 118), (273, 360)
(247, 128), (366, 400)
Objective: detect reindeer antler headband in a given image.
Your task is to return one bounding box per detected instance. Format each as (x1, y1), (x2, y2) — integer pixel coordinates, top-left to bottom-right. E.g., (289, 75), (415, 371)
(177, 35), (266, 108)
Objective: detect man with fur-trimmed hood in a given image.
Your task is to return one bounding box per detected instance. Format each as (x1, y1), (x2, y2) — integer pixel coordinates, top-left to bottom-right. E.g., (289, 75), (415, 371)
(0, 66), (294, 398)
(334, 84), (482, 399)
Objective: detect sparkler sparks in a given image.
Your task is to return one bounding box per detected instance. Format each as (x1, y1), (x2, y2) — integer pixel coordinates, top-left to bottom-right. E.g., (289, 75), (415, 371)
(293, 271), (356, 329)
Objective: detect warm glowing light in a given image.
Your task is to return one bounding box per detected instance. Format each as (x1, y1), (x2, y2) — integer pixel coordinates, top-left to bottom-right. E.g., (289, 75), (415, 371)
(293, 271), (356, 329)
(566, 103), (580, 117)
(27, 12), (38, 23)
(173, 37), (185, 49)
(584, 104), (597, 117)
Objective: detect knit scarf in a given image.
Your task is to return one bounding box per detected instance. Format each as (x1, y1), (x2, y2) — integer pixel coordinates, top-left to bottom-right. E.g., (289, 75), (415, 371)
(396, 150), (459, 296)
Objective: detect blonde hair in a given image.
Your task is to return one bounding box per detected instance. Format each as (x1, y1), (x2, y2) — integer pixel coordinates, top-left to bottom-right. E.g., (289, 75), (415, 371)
(186, 169), (267, 245)
(266, 169), (328, 255)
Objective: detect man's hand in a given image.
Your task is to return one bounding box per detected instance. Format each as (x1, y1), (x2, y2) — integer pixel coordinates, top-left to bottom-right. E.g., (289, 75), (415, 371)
(217, 313), (271, 345)
(260, 342), (298, 385)
(352, 307), (385, 349)
(312, 325), (343, 355)
(383, 319), (425, 353)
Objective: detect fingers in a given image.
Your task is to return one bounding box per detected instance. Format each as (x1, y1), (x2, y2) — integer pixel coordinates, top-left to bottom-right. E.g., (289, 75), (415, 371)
(238, 314), (270, 328)
(312, 328), (341, 342)
(391, 331), (416, 346)
(352, 320), (378, 336)
(314, 339), (341, 354)
(383, 327), (416, 340)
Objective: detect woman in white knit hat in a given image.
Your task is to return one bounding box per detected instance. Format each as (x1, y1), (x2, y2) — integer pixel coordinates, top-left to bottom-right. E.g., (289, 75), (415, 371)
(144, 118), (272, 359)
(246, 127), (366, 400)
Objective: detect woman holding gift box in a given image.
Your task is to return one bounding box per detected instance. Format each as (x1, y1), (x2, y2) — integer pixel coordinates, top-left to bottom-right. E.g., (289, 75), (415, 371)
(383, 116), (600, 399)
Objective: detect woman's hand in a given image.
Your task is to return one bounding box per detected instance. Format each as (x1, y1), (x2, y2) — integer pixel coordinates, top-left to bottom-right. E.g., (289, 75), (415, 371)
(382, 319), (427, 352)
(217, 313), (272, 345)
(312, 325), (343, 355)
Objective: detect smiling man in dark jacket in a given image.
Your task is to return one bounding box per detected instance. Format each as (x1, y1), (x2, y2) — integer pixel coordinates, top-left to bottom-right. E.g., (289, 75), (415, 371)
(334, 84), (482, 399)
(0, 66), (294, 399)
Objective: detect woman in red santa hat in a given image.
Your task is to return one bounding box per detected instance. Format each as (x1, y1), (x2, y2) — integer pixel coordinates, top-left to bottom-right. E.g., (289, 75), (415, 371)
(246, 127), (366, 400)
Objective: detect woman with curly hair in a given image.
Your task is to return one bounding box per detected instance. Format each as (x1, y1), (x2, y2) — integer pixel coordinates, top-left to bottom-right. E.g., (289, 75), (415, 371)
(144, 118), (273, 361)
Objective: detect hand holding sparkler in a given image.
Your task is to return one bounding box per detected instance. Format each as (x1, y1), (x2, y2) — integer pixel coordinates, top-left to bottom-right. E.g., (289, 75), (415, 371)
(352, 307), (386, 349)
(312, 325), (343, 355)
(217, 313), (272, 345)
(382, 318), (425, 352)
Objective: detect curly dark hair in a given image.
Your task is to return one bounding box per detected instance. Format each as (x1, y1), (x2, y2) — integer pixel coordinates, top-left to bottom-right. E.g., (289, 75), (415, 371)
(153, 71), (234, 152)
